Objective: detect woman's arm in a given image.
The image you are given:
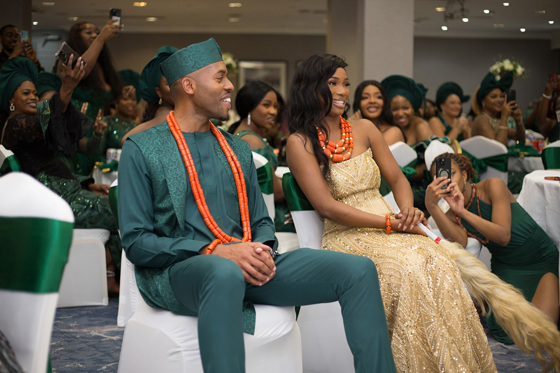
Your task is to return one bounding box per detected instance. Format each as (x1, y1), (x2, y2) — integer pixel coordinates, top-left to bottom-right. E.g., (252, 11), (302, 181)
(428, 116), (446, 138)
(536, 83), (556, 138)
(57, 55), (86, 112)
(472, 115), (509, 146)
(508, 101), (526, 143)
(415, 118), (435, 142)
(81, 20), (120, 78)
(382, 125), (405, 145)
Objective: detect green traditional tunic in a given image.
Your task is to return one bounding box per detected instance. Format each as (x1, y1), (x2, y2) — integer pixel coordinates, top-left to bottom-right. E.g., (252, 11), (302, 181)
(460, 190), (559, 344)
(235, 130), (296, 233)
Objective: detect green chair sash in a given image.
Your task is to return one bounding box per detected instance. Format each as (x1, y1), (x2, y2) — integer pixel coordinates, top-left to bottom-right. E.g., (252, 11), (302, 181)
(109, 185), (119, 227)
(0, 155), (21, 175)
(507, 144), (540, 158)
(462, 150), (508, 182)
(0, 217), (73, 293)
(542, 146), (560, 169)
(282, 172), (314, 212)
(256, 162), (274, 195)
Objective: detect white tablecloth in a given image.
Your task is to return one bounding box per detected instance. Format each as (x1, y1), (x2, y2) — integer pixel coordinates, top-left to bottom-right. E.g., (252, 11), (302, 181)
(508, 156), (544, 173)
(517, 169), (560, 246)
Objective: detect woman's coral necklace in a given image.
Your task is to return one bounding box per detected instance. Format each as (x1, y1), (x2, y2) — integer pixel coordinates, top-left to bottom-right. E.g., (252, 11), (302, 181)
(167, 111), (252, 252)
(316, 116), (354, 163)
(455, 183), (489, 245)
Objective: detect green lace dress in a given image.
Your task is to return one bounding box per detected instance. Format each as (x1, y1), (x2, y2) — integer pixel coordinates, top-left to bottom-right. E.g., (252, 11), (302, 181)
(235, 130), (295, 233)
(460, 188), (559, 344)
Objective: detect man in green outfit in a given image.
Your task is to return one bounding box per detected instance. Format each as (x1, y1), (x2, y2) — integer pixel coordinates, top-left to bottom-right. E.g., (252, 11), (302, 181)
(118, 38), (395, 373)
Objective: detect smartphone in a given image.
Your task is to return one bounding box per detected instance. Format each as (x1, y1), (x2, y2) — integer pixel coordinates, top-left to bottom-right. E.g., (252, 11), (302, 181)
(550, 73), (558, 89)
(55, 42), (86, 68)
(506, 89), (516, 103)
(436, 157), (452, 190)
(110, 8), (122, 27)
(20, 30), (29, 42)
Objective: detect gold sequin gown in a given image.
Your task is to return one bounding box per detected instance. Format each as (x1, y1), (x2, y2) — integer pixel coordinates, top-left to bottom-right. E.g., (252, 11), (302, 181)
(322, 149), (496, 373)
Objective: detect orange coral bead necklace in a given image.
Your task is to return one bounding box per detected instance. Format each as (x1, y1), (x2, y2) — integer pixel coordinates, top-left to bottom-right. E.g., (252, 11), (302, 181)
(316, 116), (354, 163)
(167, 111), (252, 253)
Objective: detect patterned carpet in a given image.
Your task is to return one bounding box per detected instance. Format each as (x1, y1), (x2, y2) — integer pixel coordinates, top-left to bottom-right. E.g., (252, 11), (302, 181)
(49, 299), (548, 372)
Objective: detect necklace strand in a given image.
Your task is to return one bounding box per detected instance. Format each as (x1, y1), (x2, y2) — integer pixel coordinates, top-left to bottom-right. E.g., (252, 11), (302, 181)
(455, 183), (489, 245)
(316, 116), (354, 163)
(167, 111), (252, 247)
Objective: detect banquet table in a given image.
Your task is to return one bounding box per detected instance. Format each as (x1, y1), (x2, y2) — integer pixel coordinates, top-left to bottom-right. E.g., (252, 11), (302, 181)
(508, 156), (544, 173)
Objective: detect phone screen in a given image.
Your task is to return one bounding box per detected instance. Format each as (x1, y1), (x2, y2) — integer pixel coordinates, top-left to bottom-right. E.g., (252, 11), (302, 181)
(506, 89), (516, 103)
(110, 8), (122, 26)
(436, 157), (451, 190)
(20, 30), (29, 42)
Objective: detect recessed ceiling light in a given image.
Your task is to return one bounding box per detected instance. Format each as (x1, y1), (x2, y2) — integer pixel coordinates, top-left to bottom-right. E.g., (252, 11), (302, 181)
(435, 7), (446, 12)
(493, 23), (505, 28)
(520, 27), (526, 32)
(33, 21), (39, 26)
(229, 17), (240, 22)
(503, 2), (509, 6)
(229, 2), (242, 7)
(68, 16), (78, 21)
(441, 25), (448, 31)
(462, 17), (469, 22)
(146, 17), (158, 22)
(42, 1), (55, 5)
(535, 10), (546, 14)
(133, 2), (148, 7)
(483, 9), (490, 14)
(549, 20), (555, 25)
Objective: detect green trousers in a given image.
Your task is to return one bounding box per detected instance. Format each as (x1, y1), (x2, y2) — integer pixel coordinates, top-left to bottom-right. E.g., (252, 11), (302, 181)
(169, 248), (395, 373)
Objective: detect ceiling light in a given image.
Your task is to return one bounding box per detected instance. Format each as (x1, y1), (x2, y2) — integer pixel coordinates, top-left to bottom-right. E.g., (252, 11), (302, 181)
(146, 17), (158, 22)
(462, 17), (469, 22)
(68, 16), (78, 21)
(549, 20), (555, 25)
(503, 2), (509, 6)
(441, 25), (448, 31)
(435, 7), (446, 12)
(42, 1), (55, 5)
(133, 2), (148, 7)
(493, 24), (505, 28)
(483, 9), (490, 14)
(229, 2), (242, 7)
(229, 17), (240, 22)
(33, 21), (39, 25)
(520, 27), (526, 32)
(535, 10), (546, 14)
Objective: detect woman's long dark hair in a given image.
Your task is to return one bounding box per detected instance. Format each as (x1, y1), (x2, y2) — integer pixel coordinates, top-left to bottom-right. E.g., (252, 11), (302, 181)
(352, 80), (394, 125)
(228, 80), (274, 134)
(287, 54), (347, 178)
(65, 22), (122, 98)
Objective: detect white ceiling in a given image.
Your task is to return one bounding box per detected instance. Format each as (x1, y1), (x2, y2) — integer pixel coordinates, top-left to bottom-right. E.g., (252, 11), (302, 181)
(30, 0), (560, 39)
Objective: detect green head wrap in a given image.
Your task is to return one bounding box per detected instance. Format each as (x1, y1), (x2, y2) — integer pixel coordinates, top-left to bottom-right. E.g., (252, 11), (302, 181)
(37, 72), (62, 97)
(435, 82), (470, 110)
(0, 57), (39, 111)
(476, 72), (513, 105)
(381, 75), (423, 111)
(138, 46), (178, 104)
(119, 69), (140, 91)
(416, 83), (428, 101)
(160, 38), (223, 85)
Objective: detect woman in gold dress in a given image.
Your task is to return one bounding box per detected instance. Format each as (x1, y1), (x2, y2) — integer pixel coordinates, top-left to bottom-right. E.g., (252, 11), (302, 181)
(285, 54), (560, 372)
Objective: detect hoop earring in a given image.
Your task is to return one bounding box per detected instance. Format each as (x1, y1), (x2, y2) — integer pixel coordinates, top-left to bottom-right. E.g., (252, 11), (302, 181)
(247, 113), (251, 126)
(9, 102), (15, 112)
(158, 97), (162, 105)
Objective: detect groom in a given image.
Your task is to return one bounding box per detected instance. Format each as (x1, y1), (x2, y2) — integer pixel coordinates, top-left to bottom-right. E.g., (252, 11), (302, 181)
(117, 38), (395, 373)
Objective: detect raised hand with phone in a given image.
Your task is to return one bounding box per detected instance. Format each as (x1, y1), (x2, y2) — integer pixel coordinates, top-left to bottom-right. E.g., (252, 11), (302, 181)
(535, 75), (560, 141)
(0, 25), (43, 71)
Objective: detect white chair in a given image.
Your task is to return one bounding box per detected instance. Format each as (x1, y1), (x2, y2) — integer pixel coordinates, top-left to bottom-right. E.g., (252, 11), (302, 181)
(460, 136), (508, 184)
(282, 172), (354, 373)
(424, 140), (455, 172)
(384, 141), (420, 212)
(0, 173), (74, 373)
(0, 144), (20, 175)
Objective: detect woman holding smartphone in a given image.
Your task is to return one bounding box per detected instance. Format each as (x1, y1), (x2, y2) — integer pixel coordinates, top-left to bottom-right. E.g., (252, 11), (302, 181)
(426, 152), (559, 345)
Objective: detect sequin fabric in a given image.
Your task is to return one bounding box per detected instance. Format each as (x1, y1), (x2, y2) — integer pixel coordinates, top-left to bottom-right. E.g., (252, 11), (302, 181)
(322, 149), (496, 373)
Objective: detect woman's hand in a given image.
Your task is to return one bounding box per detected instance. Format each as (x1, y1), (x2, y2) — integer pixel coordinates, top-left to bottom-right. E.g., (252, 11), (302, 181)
(501, 100), (513, 120)
(98, 19), (121, 42)
(349, 110), (362, 121)
(425, 176), (450, 209)
(510, 101), (523, 124)
(395, 206), (426, 231)
(93, 109), (107, 135)
(88, 183), (110, 197)
(59, 54), (86, 91)
(455, 115), (469, 131)
(442, 181), (465, 215)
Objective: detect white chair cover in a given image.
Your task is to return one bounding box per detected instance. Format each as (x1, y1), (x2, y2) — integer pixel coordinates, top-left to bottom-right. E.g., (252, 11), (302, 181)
(388, 141), (417, 167)
(460, 136), (508, 184)
(424, 140), (455, 171)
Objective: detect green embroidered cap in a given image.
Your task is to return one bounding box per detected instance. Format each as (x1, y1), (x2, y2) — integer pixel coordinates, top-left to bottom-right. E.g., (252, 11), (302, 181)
(436, 81), (470, 110)
(160, 38), (223, 85)
(381, 75), (423, 111)
(138, 46), (178, 103)
(37, 71), (62, 97)
(0, 57), (39, 111)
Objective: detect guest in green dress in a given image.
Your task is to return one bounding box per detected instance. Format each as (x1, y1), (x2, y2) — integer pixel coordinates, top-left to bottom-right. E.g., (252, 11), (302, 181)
(429, 81), (472, 141)
(426, 152), (559, 344)
(228, 80), (295, 232)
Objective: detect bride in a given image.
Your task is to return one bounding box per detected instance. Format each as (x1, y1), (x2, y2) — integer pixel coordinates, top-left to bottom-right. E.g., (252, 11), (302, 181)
(285, 54), (560, 372)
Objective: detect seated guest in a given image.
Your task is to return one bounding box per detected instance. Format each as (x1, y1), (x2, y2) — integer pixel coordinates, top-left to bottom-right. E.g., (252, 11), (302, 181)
(429, 82), (472, 141)
(536, 79), (559, 143)
(0, 24), (43, 71)
(426, 153), (559, 345)
(350, 80), (404, 145)
(118, 39), (396, 373)
(36, 71), (62, 101)
(0, 57), (120, 296)
(227, 80), (294, 232)
(121, 46), (177, 145)
(471, 72), (525, 147)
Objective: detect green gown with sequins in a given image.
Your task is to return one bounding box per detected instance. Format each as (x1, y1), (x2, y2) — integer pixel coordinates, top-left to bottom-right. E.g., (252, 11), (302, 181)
(460, 189), (559, 344)
(89, 115), (138, 163)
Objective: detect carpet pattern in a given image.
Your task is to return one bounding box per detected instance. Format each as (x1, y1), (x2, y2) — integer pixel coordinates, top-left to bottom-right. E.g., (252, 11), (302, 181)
(49, 299), (548, 372)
